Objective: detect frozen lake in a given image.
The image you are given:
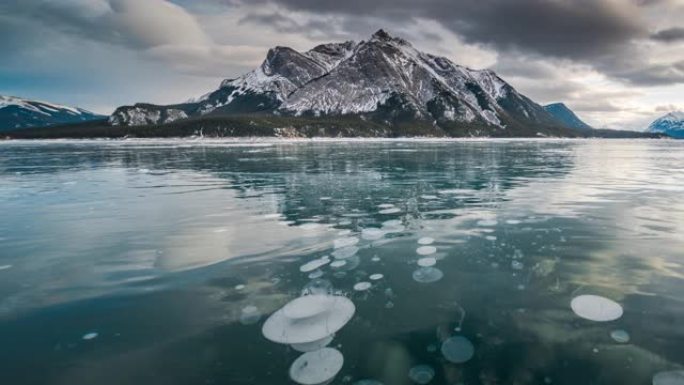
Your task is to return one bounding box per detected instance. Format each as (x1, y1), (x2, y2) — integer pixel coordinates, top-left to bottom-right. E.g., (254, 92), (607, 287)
(0, 139), (683, 385)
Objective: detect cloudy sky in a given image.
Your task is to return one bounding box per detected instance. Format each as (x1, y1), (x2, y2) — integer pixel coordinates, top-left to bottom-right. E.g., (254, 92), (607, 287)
(1, 0), (683, 130)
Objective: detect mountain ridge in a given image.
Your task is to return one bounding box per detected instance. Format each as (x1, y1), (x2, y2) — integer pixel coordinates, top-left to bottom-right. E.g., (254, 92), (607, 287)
(647, 111), (684, 138)
(0, 95), (105, 132)
(107, 29), (571, 136)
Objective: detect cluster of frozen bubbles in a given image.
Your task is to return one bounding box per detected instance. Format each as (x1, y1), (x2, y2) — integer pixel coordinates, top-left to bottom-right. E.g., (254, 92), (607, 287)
(256, 211), (681, 385)
(568, 295), (682, 383)
(257, 219), (411, 385)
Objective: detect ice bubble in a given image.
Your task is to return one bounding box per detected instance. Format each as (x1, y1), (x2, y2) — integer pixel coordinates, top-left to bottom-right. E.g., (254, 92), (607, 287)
(262, 295), (355, 344)
(289, 348), (344, 385)
(506, 219), (522, 225)
(302, 279), (333, 296)
(571, 295), (623, 322)
(371, 256), (381, 262)
(485, 236), (497, 241)
(0, 265), (12, 271)
(82, 332), (98, 340)
(412, 267), (444, 283)
(379, 208), (402, 214)
(334, 237), (359, 249)
(477, 219), (498, 227)
(332, 246), (359, 259)
(235, 284), (245, 291)
(610, 329), (630, 343)
(416, 246), (437, 256)
(353, 282), (372, 291)
(291, 334), (335, 352)
(653, 371), (684, 385)
(309, 270), (324, 279)
(300, 258), (331, 273)
(408, 365), (435, 384)
(361, 228), (385, 241)
(369, 274), (384, 281)
(300, 223), (321, 231)
(418, 237), (434, 245)
(330, 260), (348, 268)
(417, 257), (437, 267)
(441, 336), (474, 363)
(240, 305), (261, 325)
(382, 220), (402, 227)
(511, 261), (524, 270)
(378, 203), (395, 209)
(421, 195), (439, 200)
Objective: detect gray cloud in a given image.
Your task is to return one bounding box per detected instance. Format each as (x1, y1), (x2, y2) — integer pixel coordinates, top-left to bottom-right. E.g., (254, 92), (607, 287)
(232, 0), (646, 59)
(651, 27), (684, 42)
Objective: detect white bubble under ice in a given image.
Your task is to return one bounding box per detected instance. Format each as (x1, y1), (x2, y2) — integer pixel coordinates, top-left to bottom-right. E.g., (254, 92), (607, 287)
(610, 329), (630, 343)
(290, 334), (335, 352)
(441, 336), (475, 363)
(408, 365), (435, 385)
(82, 332), (98, 340)
(262, 295), (355, 344)
(289, 348), (344, 385)
(354, 282), (372, 291)
(653, 371), (684, 385)
(361, 228), (385, 241)
(570, 295), (623, 322)
(412, 267), (443, 283)
(417, 257), (437, 267)
(416, 246), (437, 256)
(334, 237), (359, 249)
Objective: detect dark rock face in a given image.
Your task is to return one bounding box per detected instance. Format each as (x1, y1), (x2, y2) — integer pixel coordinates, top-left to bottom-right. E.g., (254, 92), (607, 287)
(0, 96), (104, 132)
(544, 103), (593, 131)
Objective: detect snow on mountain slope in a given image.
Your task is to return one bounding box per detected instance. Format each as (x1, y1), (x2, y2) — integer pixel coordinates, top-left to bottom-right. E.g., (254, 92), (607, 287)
(0, 95), (104, 132)
(109, 30), (564, 131)
(648, 111), (684, 138)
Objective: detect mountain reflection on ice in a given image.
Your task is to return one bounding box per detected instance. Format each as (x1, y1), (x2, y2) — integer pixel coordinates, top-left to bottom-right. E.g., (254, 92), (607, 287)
(0, 139), (683, 385)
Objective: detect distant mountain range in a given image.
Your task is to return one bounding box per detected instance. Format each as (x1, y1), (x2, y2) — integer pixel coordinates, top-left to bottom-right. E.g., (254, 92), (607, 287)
(0, 30), (666, 139)
(647, 111), (684, 138)
(543, 103), (592, 131)
(0, 96), (104, 132)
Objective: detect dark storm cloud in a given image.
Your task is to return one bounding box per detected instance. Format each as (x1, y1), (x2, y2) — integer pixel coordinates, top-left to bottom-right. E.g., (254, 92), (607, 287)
(651, 27), (684, 42)
(232, 0), (646, 60)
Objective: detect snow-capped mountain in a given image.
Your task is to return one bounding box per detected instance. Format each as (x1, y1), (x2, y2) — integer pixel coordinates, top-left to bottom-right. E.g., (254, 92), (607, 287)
(544, 103), (592, 131)
(647, 111), (684, 138)
(109, 30), (568, 135)
(0, 95), (104, 132)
